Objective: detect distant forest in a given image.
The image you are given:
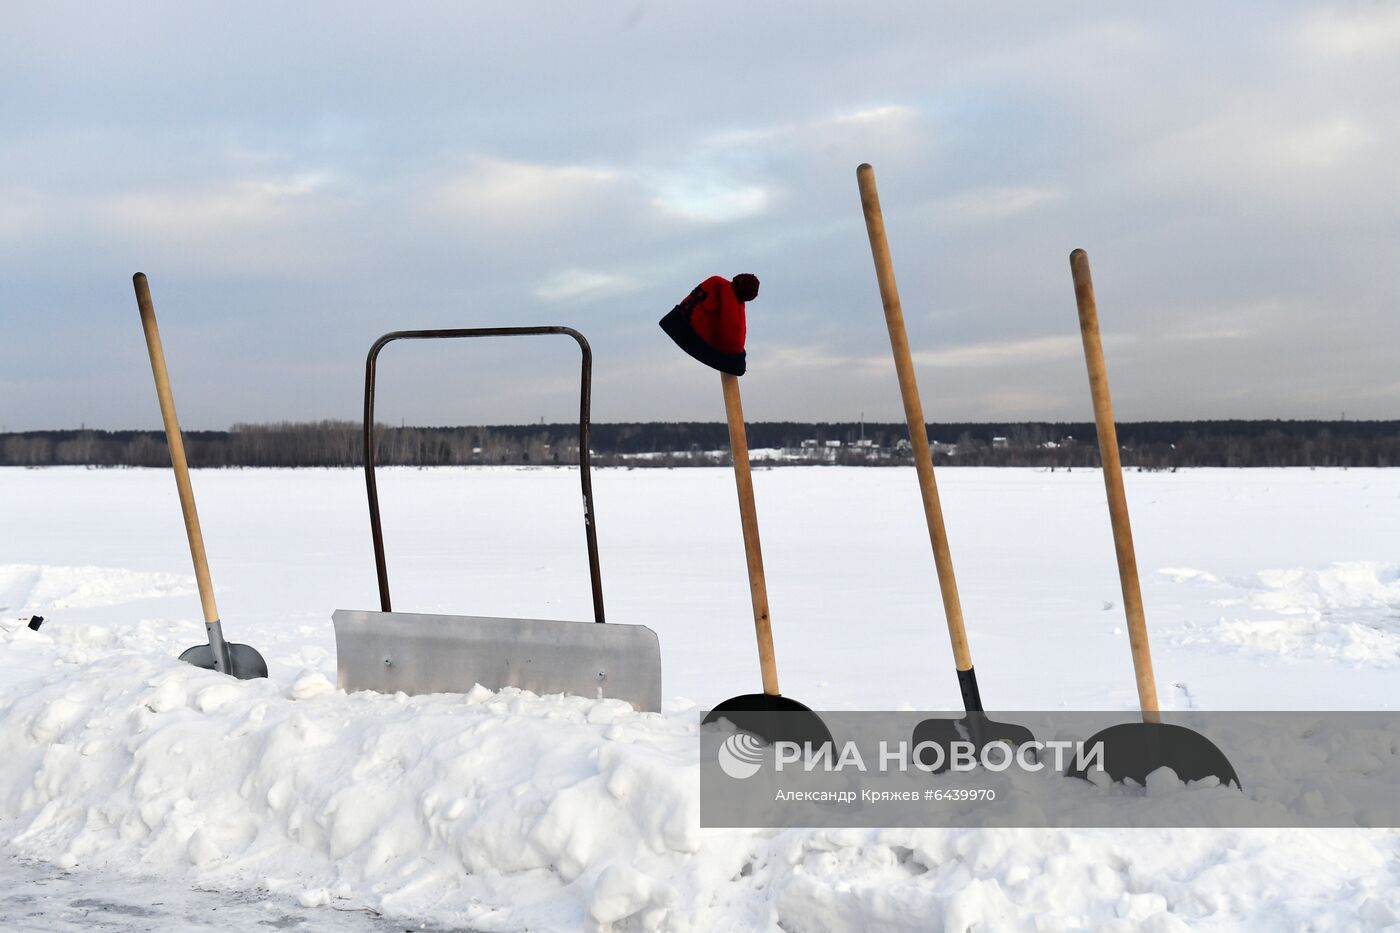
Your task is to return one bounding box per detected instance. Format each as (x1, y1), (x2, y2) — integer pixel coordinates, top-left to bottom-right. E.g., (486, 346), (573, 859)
(3, 420), (1400, 468)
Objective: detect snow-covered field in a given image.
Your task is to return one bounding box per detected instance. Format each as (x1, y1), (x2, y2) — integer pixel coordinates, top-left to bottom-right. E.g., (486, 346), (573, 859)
(1, 466), (1397, 930)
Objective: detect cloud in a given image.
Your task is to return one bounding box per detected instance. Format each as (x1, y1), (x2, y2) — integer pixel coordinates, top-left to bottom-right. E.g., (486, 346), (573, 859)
(910, 335), (1086, 369)
(97, 176), (331, 235)
(707, 103), (919, 147)
(75, 174), (349, 275)
(758, 334), (1095, 377)
(976, 390), (1073, 418)
(824, 104), (919, 128)
(937, 186), (1063, 223)
(4, 2), (1400, 428)
(533, 268), (640, 303)
(1286, 117), (1371, 166)
(0, 189), (47, 241)
(647, 176), (772, 222)
(1130, 109), (1376, 202)
(1145, 300), (1287, 344)
(640, 103), (919, 225)
(435, 158), (621, 224)
(762, 345), (872, 371)
(1300, 5), (1400, 57)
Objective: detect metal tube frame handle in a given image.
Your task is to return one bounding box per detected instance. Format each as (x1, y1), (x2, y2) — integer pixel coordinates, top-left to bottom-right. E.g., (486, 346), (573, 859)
(363, 327), (605, 623)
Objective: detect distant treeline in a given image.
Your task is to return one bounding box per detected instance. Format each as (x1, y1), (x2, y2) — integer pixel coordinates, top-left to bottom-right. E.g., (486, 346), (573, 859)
(3, 420), (1400, 468)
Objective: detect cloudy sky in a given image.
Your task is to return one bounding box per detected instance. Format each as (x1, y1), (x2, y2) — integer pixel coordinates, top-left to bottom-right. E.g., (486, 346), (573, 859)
(3, 2), (1398, 430)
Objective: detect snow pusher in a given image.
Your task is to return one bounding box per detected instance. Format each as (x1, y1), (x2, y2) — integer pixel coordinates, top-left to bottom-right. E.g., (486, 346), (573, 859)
(661, 275), (833, 749)
(132, 273), (268, 680)
(1066, 251), (1239, 788)
(332, 327), (663, 712)
(856, 165), (1034, 766)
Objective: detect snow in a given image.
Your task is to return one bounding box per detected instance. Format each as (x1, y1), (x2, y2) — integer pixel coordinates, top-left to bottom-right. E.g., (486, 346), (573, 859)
(1, 465), (1398, 930)
(0, 564), (195, 614)
(0, 854), (425, 931)
(1170, 561), (1400, 666)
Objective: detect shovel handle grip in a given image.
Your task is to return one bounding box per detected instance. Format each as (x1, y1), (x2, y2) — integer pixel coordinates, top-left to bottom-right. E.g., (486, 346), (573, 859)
(721, 373), (780, 696)
(133, 273), (220, 627)
(857, 163), (973, 673)
(1069, 250), (1160, 718)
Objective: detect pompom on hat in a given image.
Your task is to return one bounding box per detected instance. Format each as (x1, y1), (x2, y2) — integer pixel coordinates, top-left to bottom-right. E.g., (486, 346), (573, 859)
(659, 273), (758, 376)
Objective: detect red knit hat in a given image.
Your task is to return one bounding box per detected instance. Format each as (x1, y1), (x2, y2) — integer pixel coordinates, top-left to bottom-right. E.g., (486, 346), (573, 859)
(659, 274), (759, 375)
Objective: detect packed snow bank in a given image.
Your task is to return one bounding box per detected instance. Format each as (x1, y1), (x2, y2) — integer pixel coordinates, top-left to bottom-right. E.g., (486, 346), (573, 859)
(3, 616), (1400, 931)
(0, 620), (705, 930)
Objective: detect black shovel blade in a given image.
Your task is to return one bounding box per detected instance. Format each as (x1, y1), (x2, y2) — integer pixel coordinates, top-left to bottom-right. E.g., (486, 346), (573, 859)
(1068, 721), (1240, 788)
(179, 643), (269, 680)
(703, 694), (833, 749)
(912, 713), (1037, 773)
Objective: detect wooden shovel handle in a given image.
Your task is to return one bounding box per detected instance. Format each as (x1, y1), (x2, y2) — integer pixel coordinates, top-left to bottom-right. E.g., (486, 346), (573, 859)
(1069, 250), (1159, 717)
(856, 163), (973, 671)
(133, 273), (220, 627)
(721, 372), (780, 696)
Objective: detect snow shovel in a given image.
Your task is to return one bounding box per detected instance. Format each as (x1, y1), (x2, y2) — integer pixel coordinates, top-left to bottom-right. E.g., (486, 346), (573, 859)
(660, 276), (832, 749)
(857, 164), (1033, 768)
(132, 273), (268, 680)
(332, 327), (662, 712)
(1065, 250), (1239, 788)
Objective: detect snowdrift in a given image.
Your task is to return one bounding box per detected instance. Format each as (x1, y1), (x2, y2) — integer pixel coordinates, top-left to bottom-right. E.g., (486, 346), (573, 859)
(2, 617), (1398, 932)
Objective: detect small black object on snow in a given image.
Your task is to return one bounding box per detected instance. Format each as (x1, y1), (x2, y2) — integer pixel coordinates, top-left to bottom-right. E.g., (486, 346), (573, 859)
(27, 615), (44, 631)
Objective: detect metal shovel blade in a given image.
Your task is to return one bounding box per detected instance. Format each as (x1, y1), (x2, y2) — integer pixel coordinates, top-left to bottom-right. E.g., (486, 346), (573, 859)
(1067, 721), (1241, 788)
(703, 694), (834, 749)
(912, 713), (1036, 773)
(178, 643), (269, 680)
(332, 609), (663, 712)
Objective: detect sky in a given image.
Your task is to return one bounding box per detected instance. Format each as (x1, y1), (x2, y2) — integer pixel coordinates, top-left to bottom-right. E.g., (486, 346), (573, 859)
(2, 2), (1398, 430)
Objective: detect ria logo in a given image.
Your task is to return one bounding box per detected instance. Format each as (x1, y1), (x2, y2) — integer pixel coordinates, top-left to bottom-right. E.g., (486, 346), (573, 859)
(717, 732), (766, 779)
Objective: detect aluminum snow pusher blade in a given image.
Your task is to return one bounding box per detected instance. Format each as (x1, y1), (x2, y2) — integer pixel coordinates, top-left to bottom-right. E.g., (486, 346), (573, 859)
(333, 610), (662, 711)
(336, 326), (664, 713)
